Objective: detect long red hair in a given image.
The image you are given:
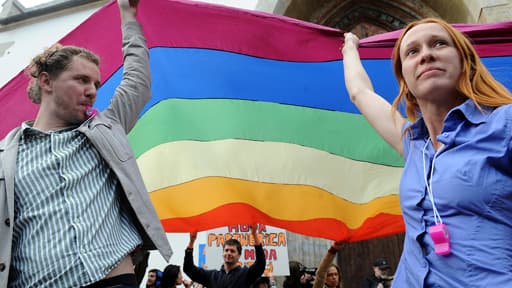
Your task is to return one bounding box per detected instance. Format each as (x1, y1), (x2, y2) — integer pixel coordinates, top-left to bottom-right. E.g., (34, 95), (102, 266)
(391, 18), (512, 122)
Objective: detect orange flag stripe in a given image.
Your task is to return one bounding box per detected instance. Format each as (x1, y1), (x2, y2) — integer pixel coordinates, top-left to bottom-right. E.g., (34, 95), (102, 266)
(150, 176), (402, 230)
(158, 202), (404, 241)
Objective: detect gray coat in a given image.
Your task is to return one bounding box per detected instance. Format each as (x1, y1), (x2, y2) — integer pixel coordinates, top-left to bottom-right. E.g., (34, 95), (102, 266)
(0, 22), (172, 287)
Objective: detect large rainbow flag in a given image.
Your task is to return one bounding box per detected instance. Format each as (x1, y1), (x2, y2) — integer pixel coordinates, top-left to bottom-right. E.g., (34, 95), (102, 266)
(1, 0), (511, 241)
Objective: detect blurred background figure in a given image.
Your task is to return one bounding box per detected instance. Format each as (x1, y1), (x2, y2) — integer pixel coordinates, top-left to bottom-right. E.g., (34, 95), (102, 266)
(283, 261), (315, 288)
(161, 264), (192, 288)
(363, 259), (393, 288)
(313, 241), (344, 288)
(252, 276), (270, 288)
(146, 268), (163, 288)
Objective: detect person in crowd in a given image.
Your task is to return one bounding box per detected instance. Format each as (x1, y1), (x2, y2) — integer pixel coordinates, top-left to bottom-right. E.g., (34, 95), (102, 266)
(342, 17), (512, 287)
(283, 261), (314, 288)
(0, 0), (172, 287)
(161, 264), (192, 288)
(363, 259), (393, 288)
(184, 224), (265, 288)
(313, 241), (344, 288)
(251, 276), (270, 288)
(146, 269), (163, 288)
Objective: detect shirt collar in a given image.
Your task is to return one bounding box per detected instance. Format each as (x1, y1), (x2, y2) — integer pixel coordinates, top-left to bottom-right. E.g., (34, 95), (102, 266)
(21, 121), (34, 132)
(409, 99), (492, 140)
(21, 120), (80, 135)
(20, 121), (44, 137)
(221, 264), (242, 274)
(454, 99), (493, 124)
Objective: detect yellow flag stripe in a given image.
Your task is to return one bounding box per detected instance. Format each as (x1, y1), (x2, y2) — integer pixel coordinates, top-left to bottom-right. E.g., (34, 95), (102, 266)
(138, 139), (402, 204)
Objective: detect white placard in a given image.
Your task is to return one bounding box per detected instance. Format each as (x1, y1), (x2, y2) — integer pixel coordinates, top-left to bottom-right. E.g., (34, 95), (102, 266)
(204, 224), (290, 276)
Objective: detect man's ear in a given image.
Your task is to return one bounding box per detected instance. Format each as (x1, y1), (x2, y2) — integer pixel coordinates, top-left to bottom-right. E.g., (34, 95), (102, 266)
(38, 72), (52, 93)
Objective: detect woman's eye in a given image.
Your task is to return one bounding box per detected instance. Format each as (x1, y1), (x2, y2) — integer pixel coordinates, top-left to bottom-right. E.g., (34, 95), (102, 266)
(434, 40), (446, 47)
(406, 49), (417, 56)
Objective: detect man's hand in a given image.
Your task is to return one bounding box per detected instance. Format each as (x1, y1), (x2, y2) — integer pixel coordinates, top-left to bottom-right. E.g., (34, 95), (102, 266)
(183, 279), (193, 288)
(300, 273), (314, 284)
(118, 0), (138, 23)
(118, 0), (138, 8)
(187, 231), (197, 249)
(250, 224), (261, 245)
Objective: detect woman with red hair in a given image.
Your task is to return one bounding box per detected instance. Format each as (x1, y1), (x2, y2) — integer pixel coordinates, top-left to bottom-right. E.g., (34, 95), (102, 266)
(342, 18), (512, 287)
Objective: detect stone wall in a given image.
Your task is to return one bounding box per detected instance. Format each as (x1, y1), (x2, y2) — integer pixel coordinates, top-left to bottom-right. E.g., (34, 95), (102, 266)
(278, 0), (512, 36)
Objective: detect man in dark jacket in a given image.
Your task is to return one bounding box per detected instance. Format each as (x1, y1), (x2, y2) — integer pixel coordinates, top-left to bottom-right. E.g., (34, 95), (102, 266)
(184, 224), (266, 288)
(363, 258), (393, 288)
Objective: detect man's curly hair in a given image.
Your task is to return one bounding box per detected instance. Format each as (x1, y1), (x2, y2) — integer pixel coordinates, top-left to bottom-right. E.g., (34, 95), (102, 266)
(26, 44), (100, 104)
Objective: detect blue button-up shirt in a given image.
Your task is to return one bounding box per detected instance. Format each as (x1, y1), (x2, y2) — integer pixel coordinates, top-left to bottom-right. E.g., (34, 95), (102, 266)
(393, 100), (512, 287)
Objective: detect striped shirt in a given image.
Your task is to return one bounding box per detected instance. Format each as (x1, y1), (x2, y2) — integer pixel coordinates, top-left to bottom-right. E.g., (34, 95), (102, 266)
(9, 123), (142, 288)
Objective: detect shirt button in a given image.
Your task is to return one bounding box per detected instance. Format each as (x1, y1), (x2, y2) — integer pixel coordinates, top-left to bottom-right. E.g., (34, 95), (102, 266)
(0, 263), (5, 271)
(4, 218), (9, 227)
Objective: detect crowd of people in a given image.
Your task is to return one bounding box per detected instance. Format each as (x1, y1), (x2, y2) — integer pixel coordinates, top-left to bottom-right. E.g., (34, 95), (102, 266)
(143, 245), (393, 288)
(1, 0), (511, 286)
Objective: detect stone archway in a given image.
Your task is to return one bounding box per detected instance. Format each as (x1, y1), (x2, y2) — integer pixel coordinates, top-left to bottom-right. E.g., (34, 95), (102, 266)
(311, 0), (439, 37)
(278, 0), (512, 36)
(281, 0), (440, 36)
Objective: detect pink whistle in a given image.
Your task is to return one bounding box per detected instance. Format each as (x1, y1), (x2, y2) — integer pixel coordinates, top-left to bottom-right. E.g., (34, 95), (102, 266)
(429, 223), (451, 255)
(85, 106), (97, 117)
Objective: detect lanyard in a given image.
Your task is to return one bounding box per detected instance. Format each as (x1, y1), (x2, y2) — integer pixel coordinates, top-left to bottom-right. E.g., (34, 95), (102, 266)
(422, 138), (443, 225)
(421, 138), (451, 255)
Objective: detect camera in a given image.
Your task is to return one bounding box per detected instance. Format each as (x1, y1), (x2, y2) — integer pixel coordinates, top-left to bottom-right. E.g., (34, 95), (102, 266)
(377, 275), (394, 286)
(300, 266), (317, 276)
(300, 266), (317, 286)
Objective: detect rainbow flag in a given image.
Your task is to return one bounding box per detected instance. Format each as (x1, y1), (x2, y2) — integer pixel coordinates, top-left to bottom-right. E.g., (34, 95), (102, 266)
(1, 0), (511, 241)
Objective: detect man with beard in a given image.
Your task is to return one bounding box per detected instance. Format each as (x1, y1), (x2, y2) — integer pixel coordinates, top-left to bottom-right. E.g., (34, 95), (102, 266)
(0, 1), (171, 287)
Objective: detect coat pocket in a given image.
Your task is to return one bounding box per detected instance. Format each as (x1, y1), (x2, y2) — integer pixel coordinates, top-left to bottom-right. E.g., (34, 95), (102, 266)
(92, 123), (134, 162)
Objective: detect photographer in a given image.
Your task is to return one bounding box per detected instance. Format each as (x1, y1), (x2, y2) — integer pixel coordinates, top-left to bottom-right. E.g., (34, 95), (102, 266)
(313, 241), (344, 288)
(363, 259), (393, 288)
(283, 261), (315, 288)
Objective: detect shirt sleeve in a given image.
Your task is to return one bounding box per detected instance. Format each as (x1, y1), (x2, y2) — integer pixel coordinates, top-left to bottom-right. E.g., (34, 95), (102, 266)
(183, 248), (210, 286)
(104, 21), (151, 133)
(246, 244), (266, 285)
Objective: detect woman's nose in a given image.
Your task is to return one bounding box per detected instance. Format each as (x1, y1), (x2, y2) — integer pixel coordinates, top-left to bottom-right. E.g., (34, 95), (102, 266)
(420, 48), (435, 64)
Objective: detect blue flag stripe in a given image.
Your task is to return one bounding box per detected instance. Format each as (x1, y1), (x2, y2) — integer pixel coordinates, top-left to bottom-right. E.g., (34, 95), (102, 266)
(96, 47), (512, 116)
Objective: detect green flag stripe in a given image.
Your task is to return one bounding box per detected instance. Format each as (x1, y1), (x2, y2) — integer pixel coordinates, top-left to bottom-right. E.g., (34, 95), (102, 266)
(128, 98), (404, 167)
